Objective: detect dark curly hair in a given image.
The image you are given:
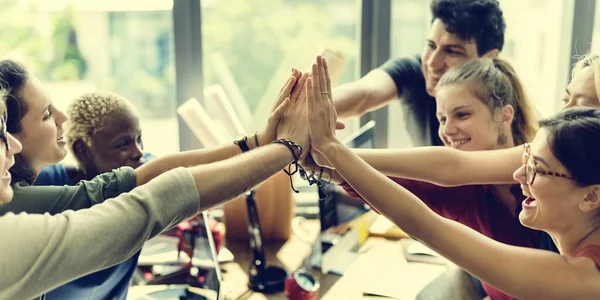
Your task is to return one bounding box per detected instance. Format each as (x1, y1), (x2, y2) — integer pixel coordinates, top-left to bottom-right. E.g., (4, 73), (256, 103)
(431, 0), (506, 56)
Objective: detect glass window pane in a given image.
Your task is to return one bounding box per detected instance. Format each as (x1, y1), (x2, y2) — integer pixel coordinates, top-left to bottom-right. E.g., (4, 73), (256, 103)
(501, 0), (568, 118)
(591, 1), (600, 54)
(200, 0), (359, 139)
(2, 0), (177, 162)
(388, 0), (430, 148)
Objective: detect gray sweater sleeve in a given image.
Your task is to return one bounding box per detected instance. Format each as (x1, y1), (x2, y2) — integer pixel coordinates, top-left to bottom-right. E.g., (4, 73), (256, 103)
(0, 167), (199, 300)
(0, 166), (137, 215)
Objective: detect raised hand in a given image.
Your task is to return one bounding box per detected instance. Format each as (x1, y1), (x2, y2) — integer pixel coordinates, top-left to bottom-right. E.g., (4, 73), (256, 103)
(307, 56), (342, 158)
(275, 72), (311, 157)
(255, 69), (304, 149)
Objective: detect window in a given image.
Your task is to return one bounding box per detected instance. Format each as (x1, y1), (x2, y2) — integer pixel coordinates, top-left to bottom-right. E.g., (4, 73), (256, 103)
(388, 0), (430, 148)
(500, 0), (572, 118)
(2, 0), (178, 161)
(591, 1), (600, 55)
(200, 0), (359, 139)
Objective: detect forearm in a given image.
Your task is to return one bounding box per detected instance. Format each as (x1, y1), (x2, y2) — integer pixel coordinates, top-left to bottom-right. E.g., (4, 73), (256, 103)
(135, 143), (241, 186)
(0, 168), (199, 300)
(333, 83), (370, 119)
(325, 142), (440, 237)
(327, 144), (595, 300)
(355, 146), (520, 186)
(354, 147), (461, 186)
(334, 69), (397, 119)
(189, 143), (294, 211)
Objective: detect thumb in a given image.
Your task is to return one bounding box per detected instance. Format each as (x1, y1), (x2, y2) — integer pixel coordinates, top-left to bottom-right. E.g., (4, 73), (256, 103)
(271, 97), (290, 121)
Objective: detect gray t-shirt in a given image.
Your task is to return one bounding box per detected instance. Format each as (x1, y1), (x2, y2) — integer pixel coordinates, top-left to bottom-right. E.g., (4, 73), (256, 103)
(380, 55), (443, 147)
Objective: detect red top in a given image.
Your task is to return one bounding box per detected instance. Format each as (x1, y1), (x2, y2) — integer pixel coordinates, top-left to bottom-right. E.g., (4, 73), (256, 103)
(341, 178), (540, 300)
(573, 245), (600, 267)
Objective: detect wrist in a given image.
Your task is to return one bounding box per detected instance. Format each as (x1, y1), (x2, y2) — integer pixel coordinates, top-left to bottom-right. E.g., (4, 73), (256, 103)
(315, 140), (343, 162)
(272, 138), (303, 159)
(248, 131), (261, 150)
(257, 131), (273, 150)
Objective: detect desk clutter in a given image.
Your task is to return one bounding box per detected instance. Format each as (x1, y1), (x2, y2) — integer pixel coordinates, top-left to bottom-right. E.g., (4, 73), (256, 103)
(129, 185), (449, 300)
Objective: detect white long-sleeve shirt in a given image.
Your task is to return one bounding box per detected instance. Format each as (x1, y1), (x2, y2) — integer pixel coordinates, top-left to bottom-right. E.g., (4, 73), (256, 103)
(0, 167), (199, 300)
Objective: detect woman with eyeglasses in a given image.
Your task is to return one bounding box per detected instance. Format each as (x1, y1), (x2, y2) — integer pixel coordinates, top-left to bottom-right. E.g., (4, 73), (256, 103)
(333, 57), (547, 299)
(307, 57), (600, 299)
(337, 53), (600, 196)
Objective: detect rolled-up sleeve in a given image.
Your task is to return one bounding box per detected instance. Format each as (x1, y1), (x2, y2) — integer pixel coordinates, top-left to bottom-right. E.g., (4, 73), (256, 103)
(0, 167), (137, 215)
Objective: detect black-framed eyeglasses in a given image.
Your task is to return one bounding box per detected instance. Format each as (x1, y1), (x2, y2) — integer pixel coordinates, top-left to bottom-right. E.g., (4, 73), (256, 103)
(522, 143), (574, 185)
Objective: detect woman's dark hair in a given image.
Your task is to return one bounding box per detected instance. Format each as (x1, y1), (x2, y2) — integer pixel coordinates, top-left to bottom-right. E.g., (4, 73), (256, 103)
(539, 107), (600, 186)
(0, 59), (37, 184)
(431, 0), (505, 56)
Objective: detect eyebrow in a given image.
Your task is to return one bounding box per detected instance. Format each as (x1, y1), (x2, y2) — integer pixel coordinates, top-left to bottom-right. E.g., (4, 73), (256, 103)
(110, 131), (142, 143)
(532, 155), (552, 169)
(452, 105), (472, 112)
(445, 44), (467, 51)
(436, 105), (473, 118)
(566, 88), (593, 100)
(427, 39), (468, 51)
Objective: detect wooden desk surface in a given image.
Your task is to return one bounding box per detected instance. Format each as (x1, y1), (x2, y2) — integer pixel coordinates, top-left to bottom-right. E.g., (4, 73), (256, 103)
(219, 221), (449, 300)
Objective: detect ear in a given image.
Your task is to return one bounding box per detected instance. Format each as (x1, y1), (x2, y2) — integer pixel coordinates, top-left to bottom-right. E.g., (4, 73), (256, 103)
(72, 139), (92, 164)
(482, 49), (499, 59)
(579, 186), (600, 212)
(499, 104), (515, 126)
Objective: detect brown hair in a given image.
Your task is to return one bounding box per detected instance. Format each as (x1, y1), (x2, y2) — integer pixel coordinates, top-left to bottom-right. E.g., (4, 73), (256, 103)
(436, 58), (538, 145)
(0, 59), (36, 184)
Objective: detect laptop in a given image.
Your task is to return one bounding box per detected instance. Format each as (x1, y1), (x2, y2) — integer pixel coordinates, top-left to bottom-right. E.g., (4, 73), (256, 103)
(134, 212), (222, 300)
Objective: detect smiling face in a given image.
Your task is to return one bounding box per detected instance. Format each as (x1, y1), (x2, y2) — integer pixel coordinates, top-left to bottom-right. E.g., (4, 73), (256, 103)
(513, 130), (590, 232)
(421, 19), (481, 96)
(0, 130), (23, 205)
(561, 66), (600, 109)
(12, 77), (68, 173)
(79, 109), (144, 176)
(436, 83), (513, 151)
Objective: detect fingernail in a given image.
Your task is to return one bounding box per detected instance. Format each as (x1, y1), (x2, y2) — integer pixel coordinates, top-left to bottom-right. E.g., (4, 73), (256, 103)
(292, 68), (296, 72)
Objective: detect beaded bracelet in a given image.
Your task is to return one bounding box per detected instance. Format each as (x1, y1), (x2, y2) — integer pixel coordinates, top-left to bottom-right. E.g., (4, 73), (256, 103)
(273, 139), (304, 193)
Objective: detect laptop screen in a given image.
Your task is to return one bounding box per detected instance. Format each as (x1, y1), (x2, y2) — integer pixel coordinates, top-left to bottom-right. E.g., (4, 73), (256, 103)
(136, 211), (222, 300)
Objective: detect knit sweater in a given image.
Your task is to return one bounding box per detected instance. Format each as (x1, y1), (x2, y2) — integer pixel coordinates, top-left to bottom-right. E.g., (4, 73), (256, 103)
(0, 167), (199, 300)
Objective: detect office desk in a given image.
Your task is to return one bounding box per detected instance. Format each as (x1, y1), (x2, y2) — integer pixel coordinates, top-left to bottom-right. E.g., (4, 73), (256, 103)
(129, 220), (474, 300)
(219, 221), (451, 300)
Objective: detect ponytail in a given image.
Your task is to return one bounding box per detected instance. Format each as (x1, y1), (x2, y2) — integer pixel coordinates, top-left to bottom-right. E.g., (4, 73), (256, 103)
(492, 58), (538, 144)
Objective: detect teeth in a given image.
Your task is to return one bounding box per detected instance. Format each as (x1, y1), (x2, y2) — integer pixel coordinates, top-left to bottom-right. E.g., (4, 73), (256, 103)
(449, 139), (470, 146)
